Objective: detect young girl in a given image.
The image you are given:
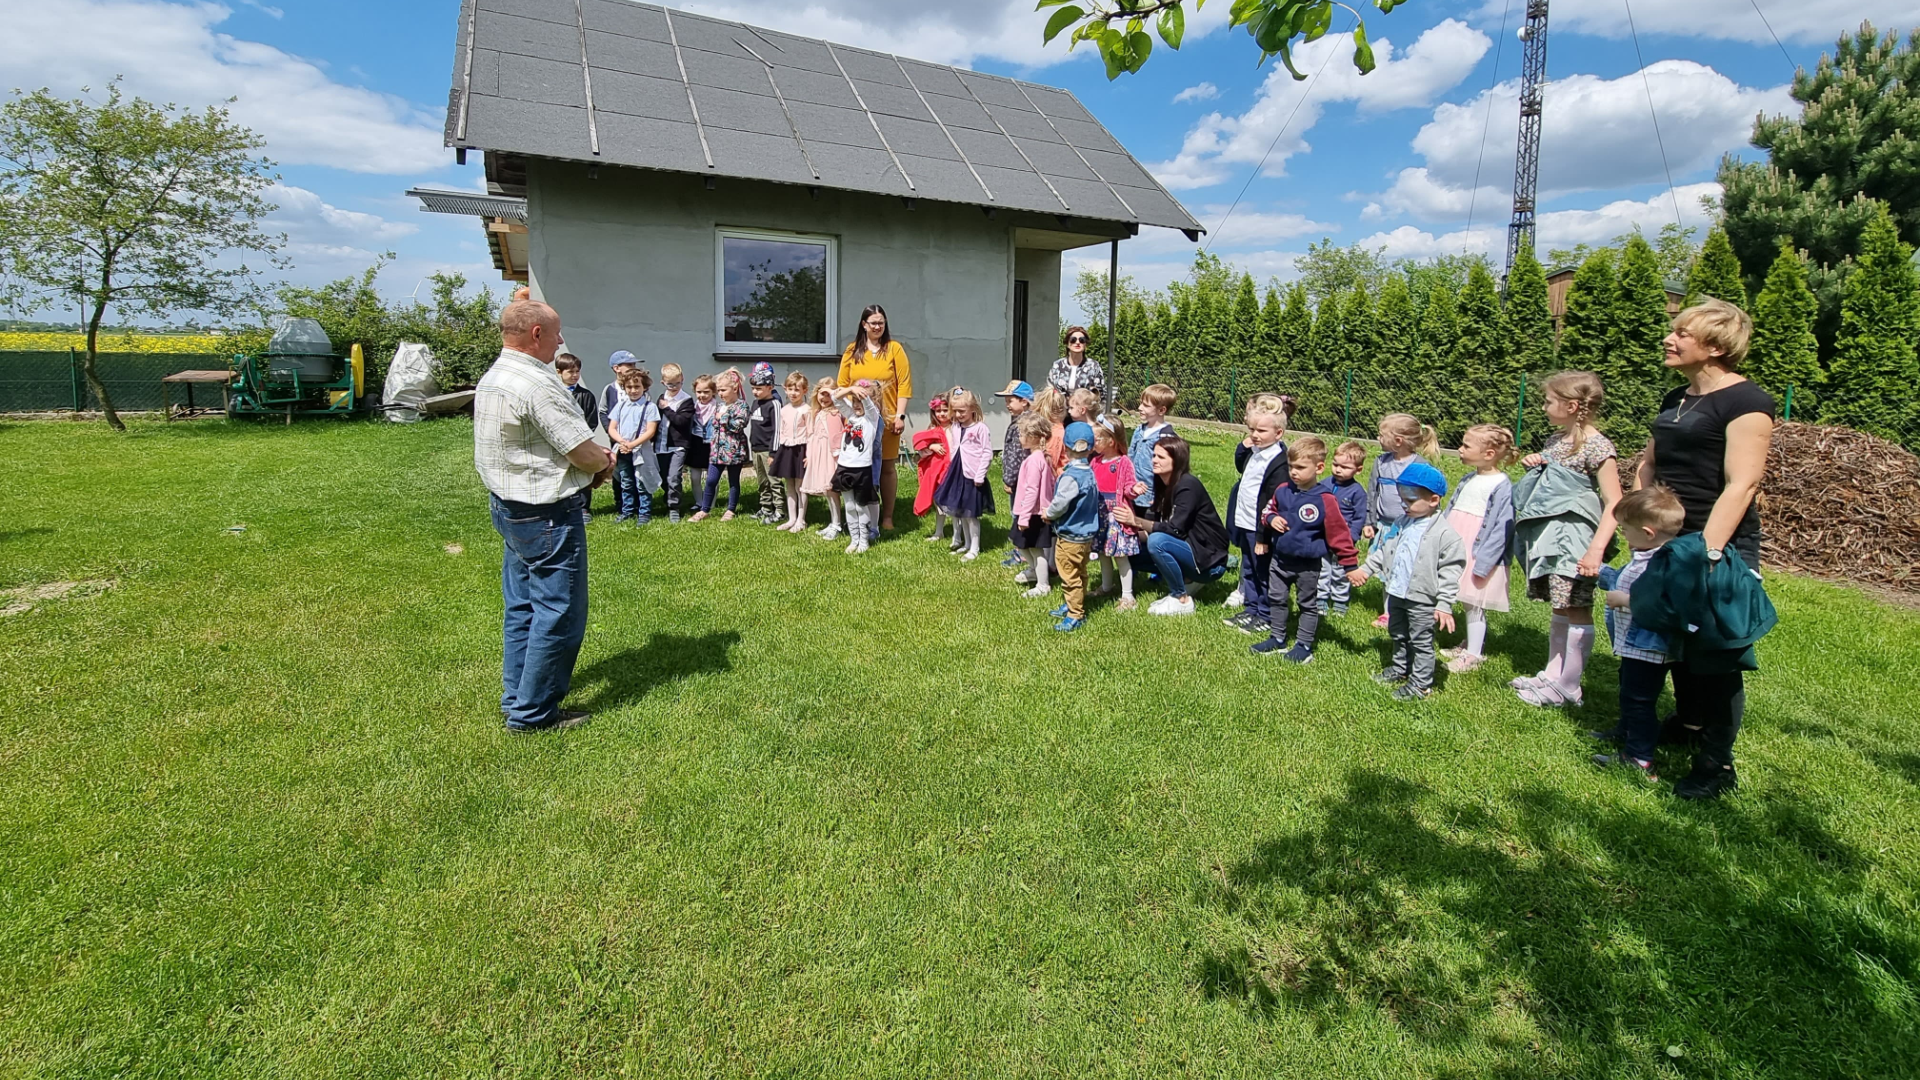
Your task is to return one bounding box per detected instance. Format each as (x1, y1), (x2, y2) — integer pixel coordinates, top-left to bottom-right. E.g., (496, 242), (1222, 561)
(684, 373), (716, 518)
(1364, 412), (1440, 627)
(1092, 415), (1140, 610)
(831, 380), (883, 554)
(1034, 386), (1068, 475)
(913, 395), (953, 543)
(932, 387), (995, 561)
(1440, 424), (1517, 674)
(1512, 371), (1623, 708)
(1009, 412), (1056, 598)
(800, 377), (845, 539)
(691, 368), (749, 522)
(772, 370), (813, 533)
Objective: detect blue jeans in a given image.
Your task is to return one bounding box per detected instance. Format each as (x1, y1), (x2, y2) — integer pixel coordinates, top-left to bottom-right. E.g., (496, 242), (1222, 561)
(701, 462), (743, 512)
(613, 452), (652, 520)
(1618, 657), (1671, 763)
(1230, 525), (1272, 620)
(492, 492), (589, 730)
(1133, 530), (1226, 599)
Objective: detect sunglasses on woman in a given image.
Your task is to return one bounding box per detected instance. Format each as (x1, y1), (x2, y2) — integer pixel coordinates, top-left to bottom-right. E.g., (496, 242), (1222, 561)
(1068, 336), (1087, 344)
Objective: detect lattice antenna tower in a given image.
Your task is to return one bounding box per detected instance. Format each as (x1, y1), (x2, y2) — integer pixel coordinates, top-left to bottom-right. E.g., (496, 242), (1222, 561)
(1506, 0), (1549, 271)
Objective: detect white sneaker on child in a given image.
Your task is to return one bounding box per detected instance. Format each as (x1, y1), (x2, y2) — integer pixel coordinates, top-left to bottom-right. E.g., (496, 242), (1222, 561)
(818, 525), (841, 540)
(1022, 584), (1051, 599)
(1148, 596), (1196, 616)
(1223, 589), (1245, 610)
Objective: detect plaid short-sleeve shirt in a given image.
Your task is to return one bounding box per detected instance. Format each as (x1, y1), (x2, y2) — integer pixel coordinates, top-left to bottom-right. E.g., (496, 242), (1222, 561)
(474, 348), (597, 505)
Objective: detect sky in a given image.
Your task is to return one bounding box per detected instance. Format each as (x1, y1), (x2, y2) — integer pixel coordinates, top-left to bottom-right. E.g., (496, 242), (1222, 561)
(3, 0), (1903, 326)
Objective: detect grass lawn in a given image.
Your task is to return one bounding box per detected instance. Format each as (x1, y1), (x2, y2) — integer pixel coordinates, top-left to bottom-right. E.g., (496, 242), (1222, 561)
(2, 416), (1917, 1079)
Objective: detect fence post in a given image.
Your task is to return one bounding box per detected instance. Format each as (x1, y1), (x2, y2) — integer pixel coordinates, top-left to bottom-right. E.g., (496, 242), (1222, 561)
(1341, 368), (1353, 437)
(1514, 375), (1527, 448)
(1782, 384), (1794, 423)
(69, 348), (84, 412)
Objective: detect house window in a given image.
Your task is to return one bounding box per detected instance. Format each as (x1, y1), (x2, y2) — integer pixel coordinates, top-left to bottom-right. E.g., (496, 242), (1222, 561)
(716, 228), (837, 356)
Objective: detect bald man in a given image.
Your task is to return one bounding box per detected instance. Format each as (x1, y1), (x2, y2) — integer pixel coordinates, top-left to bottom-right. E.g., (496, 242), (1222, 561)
(475, 299), (614, 733)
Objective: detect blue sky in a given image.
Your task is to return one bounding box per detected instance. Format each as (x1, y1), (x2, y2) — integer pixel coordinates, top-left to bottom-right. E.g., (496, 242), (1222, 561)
(6, 0), (1899, 325)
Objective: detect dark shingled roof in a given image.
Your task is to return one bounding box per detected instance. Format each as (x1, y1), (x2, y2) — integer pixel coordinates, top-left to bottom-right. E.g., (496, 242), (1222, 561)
(444, 0), (1202, 234)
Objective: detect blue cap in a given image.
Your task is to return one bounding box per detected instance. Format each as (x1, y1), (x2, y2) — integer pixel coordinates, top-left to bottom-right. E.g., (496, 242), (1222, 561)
(608, 350), (637, 369)
(995, 379), (1035, 401)
(1395, 461), (1448, 497)
(1064, 421), (1095, 453)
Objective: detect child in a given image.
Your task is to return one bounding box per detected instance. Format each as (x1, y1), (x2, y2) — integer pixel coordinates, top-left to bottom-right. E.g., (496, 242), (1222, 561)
(1588, 486), (1687, 782)
(691, 368), (749, 522)
(1222, 394), (1294, 632)
(1009, 412), (1056, 599)
(599, 349), (639, 428)
(1034, 386), (1068, 475)
(1251, 436), (1359, 663)
(556, 353), (599, 521)
(831, 380), (883, 554)
(747, 362), (784, 525)
(913, 395), (953, 543)
(1068, 387), (1099, 425)
(656, 363), (696, 523)
(994, 380), (1036, 568)
(1129, 383), (1176, 512)
(1318, 440), (1369, 616)
(684, 374), (716, 519)
(1348, 462), (1466, 701)
(1043, 421), (1102, 632)
(1439, 424), (1517, 674)
(772, 370), (813, 533)
(800, 377), (845, 540)
(932, 388), (995, 561)
(1092, 414), (1140, 610)
(606, 368), (661, 525)
(1365, 413), (1441, 628)
(1511, 371), (1623, 709)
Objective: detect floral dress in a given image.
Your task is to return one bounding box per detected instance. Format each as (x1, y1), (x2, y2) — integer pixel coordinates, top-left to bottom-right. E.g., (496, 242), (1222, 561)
(1524, 429), (1616, 608)
(710, 399), (750, 466)
(1093, 454), (1140, 557)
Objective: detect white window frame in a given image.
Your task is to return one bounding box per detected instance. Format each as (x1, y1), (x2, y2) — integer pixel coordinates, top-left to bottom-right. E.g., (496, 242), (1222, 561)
(715, 226), (839, 357)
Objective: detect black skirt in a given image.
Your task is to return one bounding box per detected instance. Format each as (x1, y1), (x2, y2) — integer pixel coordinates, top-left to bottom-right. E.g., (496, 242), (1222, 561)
(1009, 515), (1053, 550)
(831, 464), (876, 503)
(933, 462), (995, 517)
(770, 443), (807, 480)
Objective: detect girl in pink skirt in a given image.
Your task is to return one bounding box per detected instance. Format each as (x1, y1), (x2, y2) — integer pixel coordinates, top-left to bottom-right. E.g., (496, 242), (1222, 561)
(1442, 424), (1517, 673)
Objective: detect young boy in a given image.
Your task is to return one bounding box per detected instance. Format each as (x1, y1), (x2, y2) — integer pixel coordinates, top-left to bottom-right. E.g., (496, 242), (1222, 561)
(1251, 436), (1359, 664)
(1043, 421), (1103, 633)
(1589, 485), (1687, 782)
(606, 369), (660, 525)
(747, 362), (784, 525)
(1129, 383), (1176, 511)
(995, 380), (1036, 567)
(1348, 462), (1466, 701)
(555, 353), (599, 521)
(656, 363), (696, 524)
(1222, 396), (1291, 631)
(600, 350), (640, 427)
(1319, 440), (1370, 616)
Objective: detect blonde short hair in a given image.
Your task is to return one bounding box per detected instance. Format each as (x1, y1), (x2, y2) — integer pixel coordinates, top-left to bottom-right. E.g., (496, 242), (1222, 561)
(1672, 298), (1752, 369)
(1334, 440), (1368, 465)
(1617, 485), (1686, 534)
(660, 362), (683, 381)
(1289, 435), (1327, 464)
(1139, 383), (1177, 411)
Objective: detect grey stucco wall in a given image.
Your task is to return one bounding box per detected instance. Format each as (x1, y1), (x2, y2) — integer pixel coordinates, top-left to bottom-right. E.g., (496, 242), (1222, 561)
(1013, 247), (1061, 390)
(525, 162), (1067, 441)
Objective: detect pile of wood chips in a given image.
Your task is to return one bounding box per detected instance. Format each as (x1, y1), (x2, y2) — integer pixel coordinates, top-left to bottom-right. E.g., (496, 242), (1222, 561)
(1757, 423), (1920, 591)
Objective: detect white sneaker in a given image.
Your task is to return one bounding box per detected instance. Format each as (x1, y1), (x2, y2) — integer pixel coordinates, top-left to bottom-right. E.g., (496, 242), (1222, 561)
(1223, 589), (1245, 610)
(1022, 584), (1051, 599)
(852, 539), (869, 554)
(818, 525), (841, 540)
(1013, 570), (1036, 586)
(1149, 595), (1196, 616)
(845, 536), (860, 553)
(961, 551), (977, 562)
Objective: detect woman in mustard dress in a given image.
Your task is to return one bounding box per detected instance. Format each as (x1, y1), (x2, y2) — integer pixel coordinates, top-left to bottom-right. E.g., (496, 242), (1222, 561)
(837, 304), (914, 531)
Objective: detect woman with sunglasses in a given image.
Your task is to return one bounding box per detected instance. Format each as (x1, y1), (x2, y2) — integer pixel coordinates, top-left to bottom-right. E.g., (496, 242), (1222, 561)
(1047, 325), (1105, 398)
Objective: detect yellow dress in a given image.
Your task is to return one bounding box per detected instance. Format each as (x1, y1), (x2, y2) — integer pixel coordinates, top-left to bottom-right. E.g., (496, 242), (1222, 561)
(837, 340), (913, 460)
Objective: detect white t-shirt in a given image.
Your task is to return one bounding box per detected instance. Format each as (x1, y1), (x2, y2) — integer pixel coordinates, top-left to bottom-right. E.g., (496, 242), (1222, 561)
(836, 398), (881, 468)
(1452, 472), (1504, 517)
(1234, 443), (1282, 530)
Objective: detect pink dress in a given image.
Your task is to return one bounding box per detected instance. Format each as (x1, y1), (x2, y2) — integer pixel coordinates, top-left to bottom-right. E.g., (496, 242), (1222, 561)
(1446, 471), (1511, 612)
(1093, 454), (1141, 557)
(801, 410), (842, 495)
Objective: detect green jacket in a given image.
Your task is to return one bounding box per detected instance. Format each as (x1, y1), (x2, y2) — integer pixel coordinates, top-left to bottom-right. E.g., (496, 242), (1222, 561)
(1513, 462), (1601, 581)
(1629, 532), (1777, 672)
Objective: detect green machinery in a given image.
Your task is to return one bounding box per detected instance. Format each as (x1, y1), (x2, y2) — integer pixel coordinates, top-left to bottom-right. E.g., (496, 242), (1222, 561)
(227, 317), (364, 420)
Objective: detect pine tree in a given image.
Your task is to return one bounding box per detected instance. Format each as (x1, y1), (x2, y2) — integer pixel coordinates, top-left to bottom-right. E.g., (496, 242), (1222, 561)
(1504, 246), (1555, 376)
(1278, 282), (1313, 369)
(1254, 285), (1286, 395)
(1144, 299), (1174, 391)
(1310, 295), (1343, 373)
(1826, 203), (1920, 440)
(1450, 261), (1505, 444)
(1192, 290), (1233, 418)
(1605, 233), (1671, 445)
(1556, 251), (1616, 373)
(1228, 273), (1261, 411)
(1746, 239), (1822, 418)
(1685, 226), (1748, 309)
(1341, 284), (1378, 370)
(1375, 273), (1417, 376)
(1409, 283), (1458, 424)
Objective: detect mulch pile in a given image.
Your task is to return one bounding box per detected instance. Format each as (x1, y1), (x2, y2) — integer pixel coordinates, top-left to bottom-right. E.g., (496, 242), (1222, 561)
(1620, 422), (1920, 592)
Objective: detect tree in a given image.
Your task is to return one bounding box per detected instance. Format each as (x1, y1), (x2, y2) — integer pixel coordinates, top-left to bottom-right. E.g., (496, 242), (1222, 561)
(1409, 282), (1457, 419)
(1340, 283), (1377, 373)
(1309, 293), (1343, 372)
(1548, 222), (1698, 284)
(1227, 273), (1261, 408)
(1605, 234), (1672, 444)
(1039, 0), (1415, 81)
(1449, 261), (1505, 444)
(1400, 253), (1486, 315)
(1374, 272), (1416, 377)
(1745, 239), (1822, 417)
(1294, 237), (1389, 308)
(1277, 282), (1313, 369)
(0, 84), (284, 428)
(1824, 204), (1920, 440)
(1685, 227), (1748, 309)
(1503, 246), (1555, 375)
(1555, 251), (1616, 373)
(1252, 285), (1286, 393)
(1072, 266), (1158, 327)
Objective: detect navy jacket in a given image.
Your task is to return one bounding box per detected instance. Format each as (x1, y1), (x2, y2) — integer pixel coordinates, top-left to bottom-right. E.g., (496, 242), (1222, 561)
(1329, 475), (1367, 539)
(1227, 440), (1290, 532)
(1260, 478), (1361, 570)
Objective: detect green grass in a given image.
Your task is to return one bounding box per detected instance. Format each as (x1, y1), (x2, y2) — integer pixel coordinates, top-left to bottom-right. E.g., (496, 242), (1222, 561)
(2, 417), (1916, 1079)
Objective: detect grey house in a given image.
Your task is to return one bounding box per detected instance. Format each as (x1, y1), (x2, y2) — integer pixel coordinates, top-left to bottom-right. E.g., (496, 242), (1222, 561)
(413, 0), (1200, 418)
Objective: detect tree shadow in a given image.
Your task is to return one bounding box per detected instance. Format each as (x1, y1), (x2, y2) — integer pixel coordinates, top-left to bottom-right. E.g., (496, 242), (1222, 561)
(1192, 769), (1918, 1077)
(570, 631), (740, 712)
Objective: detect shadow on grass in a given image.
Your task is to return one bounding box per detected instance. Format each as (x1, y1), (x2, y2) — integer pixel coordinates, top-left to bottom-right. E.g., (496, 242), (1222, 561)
(1193, 769), (1919, 1077)
(572, 630), (740, 712)
(0, 527), (55, 543)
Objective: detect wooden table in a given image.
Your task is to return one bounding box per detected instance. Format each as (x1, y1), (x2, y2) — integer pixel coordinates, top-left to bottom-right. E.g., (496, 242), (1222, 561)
(161, 370), (232, 419)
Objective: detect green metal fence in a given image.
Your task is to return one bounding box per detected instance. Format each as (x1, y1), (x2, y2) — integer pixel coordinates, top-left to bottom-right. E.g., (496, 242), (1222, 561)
(0, 350), (233, 412)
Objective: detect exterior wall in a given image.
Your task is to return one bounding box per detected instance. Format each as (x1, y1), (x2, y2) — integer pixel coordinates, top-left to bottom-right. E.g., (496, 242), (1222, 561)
(525, 161), (1022, 435)
(1013, 246), (1062, 388)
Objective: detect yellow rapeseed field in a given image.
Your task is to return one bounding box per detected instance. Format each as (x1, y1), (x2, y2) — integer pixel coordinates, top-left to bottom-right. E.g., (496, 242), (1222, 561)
(0, 332), (232, 354)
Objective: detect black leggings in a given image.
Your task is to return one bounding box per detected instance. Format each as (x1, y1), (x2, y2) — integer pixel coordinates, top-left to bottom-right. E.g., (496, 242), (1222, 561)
(700, 462), (743, 512)
(1666, 529), (1762, 768)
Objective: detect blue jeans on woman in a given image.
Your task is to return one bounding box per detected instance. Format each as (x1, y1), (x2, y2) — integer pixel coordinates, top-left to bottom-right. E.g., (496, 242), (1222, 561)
(1132, 530), (1226, 599)
(491, 491), (589, 731)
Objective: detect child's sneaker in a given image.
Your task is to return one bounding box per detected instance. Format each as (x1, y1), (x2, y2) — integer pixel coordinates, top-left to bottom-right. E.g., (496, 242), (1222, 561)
(1226, 611), (1263, 635)
(1284, 643), (1314, 664)
(669, 511), (681, 524)
(615, 514), (634, 524)
(1013, 570), (1036, 586)
(1446, 653), (1484, 674)
(1251, 636), (1288, 656)
(1052, 615), (1084, 633)
(687, 510), (709, 522)
(1509, 672), (1548, 691)
(1372, 612), (1390, 628)
(634, 515), (651, 526)
(1516, 682), (1581, 709)
(1022, 584), (1051, 599)
(1115, 597), (1137, 612)
(1591, 753), (1658, 783)
(1049, 602), (1072, 619)
(1674, 761), (1737, 800)
(1438, 647), (1463, 661)
(1148, 595), (1195, 616)
(581, 510), (594, 523)
(1001, 552), (1025, 568)
(818, 524), (841, 540)
(1585, 727), (1623, 744)
(1223, 588), (1245, 610)
(720, 510), (736, 522)
(1331, 603), (1348, 616)
(926, 531), (947, 543)
(845, 535), (861, 554)
(1371, 669), (1406, 686)
(1391, 683), (1433, 702)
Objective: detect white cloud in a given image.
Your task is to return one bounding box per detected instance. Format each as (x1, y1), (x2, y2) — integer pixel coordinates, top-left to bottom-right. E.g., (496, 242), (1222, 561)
(1361, 167), (1507, 223)
(4, 0), (447, 174)
(1355, 181), (1724, 261)
(236, 0), (282, 18)
(1478, 0), (1913, 46)
(1174, 82), (1221, 104)
(270, 183), (417, 250)
(1359, 224), (1505, 261)
(1149, 19), (1492, 190)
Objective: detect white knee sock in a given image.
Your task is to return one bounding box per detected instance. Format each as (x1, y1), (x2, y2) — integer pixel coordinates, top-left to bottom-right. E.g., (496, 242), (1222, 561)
(828, 495), (844, 528)
(931, 510), (947, 539)
(1119, 561), (1134, 600)
(1027, 550), (1051, 588)
(1465, 605), (1487, 655)
(845, 500), (865, 533)
(1098, 555), (1114, 591)
(965, 517), (981, 556)
(1557, 624), (1596, 696)
(1543, 615), (1570, 680)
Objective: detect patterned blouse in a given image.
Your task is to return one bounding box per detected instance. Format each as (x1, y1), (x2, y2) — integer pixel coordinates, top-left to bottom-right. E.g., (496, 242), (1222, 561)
(1046, 355), (1105, 396)
(710, 399), (751, 465)
(1541, 429), (1617, 479)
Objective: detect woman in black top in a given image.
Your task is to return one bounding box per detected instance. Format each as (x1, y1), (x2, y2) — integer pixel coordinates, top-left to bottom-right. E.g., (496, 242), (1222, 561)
(1112, 435), (1228, 616)
(1633, 298), (1776, 800)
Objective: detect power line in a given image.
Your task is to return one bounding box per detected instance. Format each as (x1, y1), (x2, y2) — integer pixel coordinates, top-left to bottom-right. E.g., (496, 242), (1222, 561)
(1202, 24), (1352, 255)
(1463, 0), (1515, 255)
(1748, 0), (1800, 76)
(1622, 0), (1683, 228)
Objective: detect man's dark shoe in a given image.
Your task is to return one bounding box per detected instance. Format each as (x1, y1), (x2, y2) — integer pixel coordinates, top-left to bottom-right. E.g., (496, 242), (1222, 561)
(505, 709), (591, 734)
(1675, 760), (1737, 800)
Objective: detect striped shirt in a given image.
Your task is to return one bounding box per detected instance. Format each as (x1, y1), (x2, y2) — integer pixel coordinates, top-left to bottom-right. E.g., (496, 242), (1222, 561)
(474, 348), (597, 505)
